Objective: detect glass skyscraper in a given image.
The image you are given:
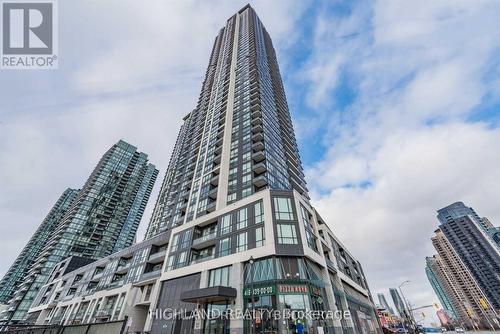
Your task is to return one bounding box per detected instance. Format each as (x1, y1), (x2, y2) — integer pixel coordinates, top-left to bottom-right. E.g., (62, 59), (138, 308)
(389, 288), (408, 318)
(377, 293), (395, 315)
(425, 256), (457, 318)
(1, 140), (158, 323)
(0, 189), (79, 304)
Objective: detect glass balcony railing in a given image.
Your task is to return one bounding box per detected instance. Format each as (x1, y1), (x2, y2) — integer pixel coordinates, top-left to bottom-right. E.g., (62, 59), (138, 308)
(192, 232), (217, 246)
(190, 254), (214, 264)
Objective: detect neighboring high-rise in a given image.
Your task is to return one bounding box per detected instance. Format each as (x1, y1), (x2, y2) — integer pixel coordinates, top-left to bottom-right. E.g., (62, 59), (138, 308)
(1, 140), (158, 323)
(439, 216), (500, 309)
(377, 293), (395, 315)
(425, 256), (457, 319)
(438, 202), (499, 249)
(0, 189), (79, 304)
(437, 203), (500, 310)
(428, 228), (498, 330)
(25, 6), (381, 334)
(389, 288), (408, 318)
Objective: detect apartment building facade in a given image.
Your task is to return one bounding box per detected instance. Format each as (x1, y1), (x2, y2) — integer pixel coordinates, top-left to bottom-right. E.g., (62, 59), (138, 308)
(27, 5), (381, 334)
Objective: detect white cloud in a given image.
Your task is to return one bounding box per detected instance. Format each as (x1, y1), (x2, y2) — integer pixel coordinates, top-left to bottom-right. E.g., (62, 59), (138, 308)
(312, 123), (500, 314)
(301, 0), (500, 322)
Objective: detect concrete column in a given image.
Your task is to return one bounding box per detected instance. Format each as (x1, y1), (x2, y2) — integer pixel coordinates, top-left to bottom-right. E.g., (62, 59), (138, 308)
(334, 275), (356, 334)
(230, 262), (244, 334)
(320, 269), (345, 334)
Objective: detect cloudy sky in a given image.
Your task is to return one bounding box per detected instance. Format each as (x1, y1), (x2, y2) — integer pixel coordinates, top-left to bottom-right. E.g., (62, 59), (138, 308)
(1, 0), (499, 325)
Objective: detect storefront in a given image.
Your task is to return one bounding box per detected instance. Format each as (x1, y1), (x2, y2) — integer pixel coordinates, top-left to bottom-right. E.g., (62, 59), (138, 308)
(241, 256), (338, 333)
(243, 281), (330, 334)
(332, 288), (381, 334)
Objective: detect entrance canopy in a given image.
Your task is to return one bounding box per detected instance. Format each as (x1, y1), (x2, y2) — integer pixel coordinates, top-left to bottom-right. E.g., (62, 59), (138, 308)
(180, 286), (237, 303)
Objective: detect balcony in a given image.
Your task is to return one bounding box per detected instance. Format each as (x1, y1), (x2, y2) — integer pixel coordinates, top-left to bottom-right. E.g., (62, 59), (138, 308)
(192, 233), (217, 250)
(116, 263), (131, 274)
(140, 269), (162, 282)
(251, 117), (262, 126)
(252, 162), (266, 175)
(108, 279), (125, 289)
(253, 175), (267, 188)
(206, 201), (216, 213)
(208, 187), (218, 200)
(95, 309), (112, 319)
(252, 151), (265, 163)
(210, 175), (219, 186)
(251, 124), (263, 134)
(148, 249), (167, 264)
(252, 141), (264, 152)
(252, 132), (263, 142)
(190, 254), (215, 265)
(251, 108), (262, 119)
(250, 103), (260, 112)
(213, 153), (222, 165)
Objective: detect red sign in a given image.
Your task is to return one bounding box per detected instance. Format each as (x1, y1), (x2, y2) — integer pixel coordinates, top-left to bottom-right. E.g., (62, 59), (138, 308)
(377, 310), (388, 327)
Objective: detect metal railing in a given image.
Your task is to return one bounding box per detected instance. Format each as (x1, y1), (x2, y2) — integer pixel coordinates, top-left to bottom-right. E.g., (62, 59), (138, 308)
(0, 317), (128, 334)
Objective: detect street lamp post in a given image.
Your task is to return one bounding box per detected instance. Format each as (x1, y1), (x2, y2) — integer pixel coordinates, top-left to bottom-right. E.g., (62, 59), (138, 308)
(399, 280), (415, 332)
(249, 256), (255, 334)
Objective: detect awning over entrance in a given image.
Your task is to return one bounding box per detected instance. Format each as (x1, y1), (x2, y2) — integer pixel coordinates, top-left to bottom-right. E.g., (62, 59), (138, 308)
(180, 286), (237, 303)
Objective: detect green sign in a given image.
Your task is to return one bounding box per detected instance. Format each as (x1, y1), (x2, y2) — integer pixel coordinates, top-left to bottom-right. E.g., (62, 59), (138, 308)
(244, 284), (276, 298)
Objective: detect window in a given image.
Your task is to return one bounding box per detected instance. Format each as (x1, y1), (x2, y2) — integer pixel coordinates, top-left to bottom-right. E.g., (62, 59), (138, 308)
(242, 174), (251, 185)
(277, 224), (298, 244)
(220, 214), (232, 235)
(236, 208), (247, 230)
(255, 202), (264, 224)
(227, 193), (237, 203)
(179, 230), (192, 249)
(242, 152), (251, 161)
(209, 266), (231, 287)
(256, 227), (265, 247)
(236, 232), (248, 252)
(73, 274), (83, 285)
(242, 162), (251, 174)
(166, 256), (175, 271)
(274, 197), (294, 220)
(306, 230), (318, 252)
(177, 251), (188, 268)
(301, 206), (313, 229)
(242, 187), (252, 198)
(218, 238), (231, 257)
(170, 234), (179, 252)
